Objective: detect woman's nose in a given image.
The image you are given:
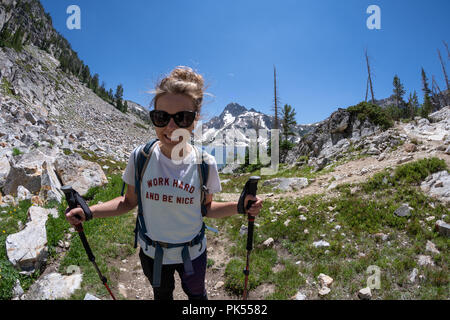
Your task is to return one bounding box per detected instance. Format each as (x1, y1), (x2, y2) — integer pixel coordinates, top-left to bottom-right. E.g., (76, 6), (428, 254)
(167, 117), (178, 129)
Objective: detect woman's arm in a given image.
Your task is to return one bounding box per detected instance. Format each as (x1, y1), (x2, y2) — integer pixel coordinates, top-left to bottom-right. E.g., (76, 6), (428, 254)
(65, 184), (138, 226)
(204, 194), (263, 219)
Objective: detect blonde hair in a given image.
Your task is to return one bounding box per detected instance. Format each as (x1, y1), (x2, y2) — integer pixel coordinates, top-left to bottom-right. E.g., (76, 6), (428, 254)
(150, 66), (206, 112)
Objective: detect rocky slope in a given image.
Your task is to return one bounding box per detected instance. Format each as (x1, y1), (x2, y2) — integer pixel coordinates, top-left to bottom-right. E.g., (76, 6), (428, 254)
(0, 43), (154, 204)
(284, 105), (447, 172)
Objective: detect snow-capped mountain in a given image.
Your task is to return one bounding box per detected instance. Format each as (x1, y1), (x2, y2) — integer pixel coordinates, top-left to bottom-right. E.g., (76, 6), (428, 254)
(197, 102), (315, 147)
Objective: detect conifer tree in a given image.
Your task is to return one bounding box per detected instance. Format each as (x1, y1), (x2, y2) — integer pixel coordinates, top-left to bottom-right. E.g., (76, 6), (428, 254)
(281, 104), (297, 142)
(393, 75), (406, 118)
(115, 84), (124, 112)
(421, 68), (433, 118)
(91, 74), (99, 93)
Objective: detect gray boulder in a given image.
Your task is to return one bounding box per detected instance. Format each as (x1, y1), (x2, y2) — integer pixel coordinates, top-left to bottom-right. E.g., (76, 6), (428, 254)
(262, 177), (308, 192)
(22, 272), (83, 300)
(54, 153), (108, 196)
(420, 170), (450, 205)
(6, 206), (58, 274)
(394, 204), (413, 217)
(3, 148), (58, 196)
(0, 155), (11, 189)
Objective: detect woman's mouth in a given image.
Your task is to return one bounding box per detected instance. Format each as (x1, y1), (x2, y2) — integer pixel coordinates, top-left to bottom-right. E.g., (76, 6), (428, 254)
(164, 133), (179, 143)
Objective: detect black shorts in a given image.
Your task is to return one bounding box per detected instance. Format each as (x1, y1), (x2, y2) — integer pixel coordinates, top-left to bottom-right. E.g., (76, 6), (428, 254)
(139, 248), (208, 300)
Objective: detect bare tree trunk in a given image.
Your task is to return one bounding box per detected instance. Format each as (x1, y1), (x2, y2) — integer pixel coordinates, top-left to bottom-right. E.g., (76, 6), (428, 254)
(365, 49), (375, 103)
(437, 49), (449, 91)
(273, 65), (279, 130)
(444, 41), (450, 60)
(432, 75), (448, 107)
(365, 75), (369, 102)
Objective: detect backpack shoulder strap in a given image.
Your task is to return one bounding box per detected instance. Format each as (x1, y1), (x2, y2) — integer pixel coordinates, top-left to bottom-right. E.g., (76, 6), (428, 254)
(194, 146), (210, 217)
(133, 138), (159, 248)
(120, 139), (159, 196)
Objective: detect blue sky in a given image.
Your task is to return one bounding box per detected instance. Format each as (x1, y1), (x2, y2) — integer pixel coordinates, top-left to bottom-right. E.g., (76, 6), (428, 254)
(40, 0), (449, 125)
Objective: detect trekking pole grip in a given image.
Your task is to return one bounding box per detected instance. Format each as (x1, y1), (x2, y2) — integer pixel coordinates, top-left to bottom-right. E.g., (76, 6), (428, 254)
(61, 185), (83, 231)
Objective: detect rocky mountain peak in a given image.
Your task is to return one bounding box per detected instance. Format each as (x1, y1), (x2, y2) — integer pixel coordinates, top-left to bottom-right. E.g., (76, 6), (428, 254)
(221, 102), (248, 118)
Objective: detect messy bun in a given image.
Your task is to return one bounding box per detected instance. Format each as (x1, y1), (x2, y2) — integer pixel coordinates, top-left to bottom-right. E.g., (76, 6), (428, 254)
(151, 66), (205, 112)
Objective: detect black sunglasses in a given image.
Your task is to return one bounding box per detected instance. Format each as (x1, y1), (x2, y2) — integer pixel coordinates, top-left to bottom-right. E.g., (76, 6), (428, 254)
(150, 110), (197, 128)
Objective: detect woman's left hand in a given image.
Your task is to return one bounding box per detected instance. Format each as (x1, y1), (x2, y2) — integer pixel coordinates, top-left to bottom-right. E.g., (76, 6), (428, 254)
(244, 195), (263, 217)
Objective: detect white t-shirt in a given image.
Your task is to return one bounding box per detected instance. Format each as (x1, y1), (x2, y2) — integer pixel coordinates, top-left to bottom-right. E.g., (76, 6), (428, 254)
(122, 142), (222, 264)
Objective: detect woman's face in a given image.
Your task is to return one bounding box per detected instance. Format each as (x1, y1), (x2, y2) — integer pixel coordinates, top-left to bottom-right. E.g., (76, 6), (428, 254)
(154, 93), (198, 147)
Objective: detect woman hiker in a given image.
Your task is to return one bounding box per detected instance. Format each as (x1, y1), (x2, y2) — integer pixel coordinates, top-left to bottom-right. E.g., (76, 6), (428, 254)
(65, 66), (263, 300)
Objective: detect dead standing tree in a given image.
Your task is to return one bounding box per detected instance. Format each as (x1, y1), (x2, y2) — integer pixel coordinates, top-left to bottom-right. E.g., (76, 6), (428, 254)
(443, 41), (449, 60)
(273, 65), (280, 130)
(437, 48), (449, 92)
(365, 49), (376, 104)
(432, 75), (448, 108)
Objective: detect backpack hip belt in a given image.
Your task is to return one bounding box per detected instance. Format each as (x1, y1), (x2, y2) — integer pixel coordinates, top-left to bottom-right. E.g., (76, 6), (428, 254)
(138, 222), (206, 287)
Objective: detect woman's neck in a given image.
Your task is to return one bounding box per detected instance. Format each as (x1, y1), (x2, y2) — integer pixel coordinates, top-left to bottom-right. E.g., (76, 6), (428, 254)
(158, 142), (192, 160)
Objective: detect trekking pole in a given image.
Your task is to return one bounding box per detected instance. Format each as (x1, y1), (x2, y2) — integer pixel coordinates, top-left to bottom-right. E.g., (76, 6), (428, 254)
(61, 185), (117, 300)
(237, 176), (260, 300)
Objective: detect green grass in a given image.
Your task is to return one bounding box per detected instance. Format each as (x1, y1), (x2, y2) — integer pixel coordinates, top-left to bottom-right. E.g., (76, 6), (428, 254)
(55, 174), (136, 300)
(0, 200), (38, 299)
(219, 161), (340, 194)
(1, 77), (17, 98)
(0, 174), (136, 300)
(219, 157), (450, 299)
(3, 155), (448, 300)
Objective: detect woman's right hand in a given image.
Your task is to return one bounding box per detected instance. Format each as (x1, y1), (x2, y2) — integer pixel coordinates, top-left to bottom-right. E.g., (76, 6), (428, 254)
(65, 207), (86, 227)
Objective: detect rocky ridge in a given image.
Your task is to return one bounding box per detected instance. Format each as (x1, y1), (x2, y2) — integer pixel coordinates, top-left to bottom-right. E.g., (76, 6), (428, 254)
(1, 44), (154, 205)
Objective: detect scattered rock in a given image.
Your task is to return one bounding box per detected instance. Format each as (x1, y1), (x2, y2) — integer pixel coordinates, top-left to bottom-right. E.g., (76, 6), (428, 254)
(262, 177), (308, 192)
(318, 274), (333, 287)
(16, 185), (32, 201)
(22, 272), (82, 300)
(425, 240), (440, 255)
(12, 279), (24, 299)
(293, 292), (306, 300)
(239, 225), (247, 236)
(84, 293), (101, 300)
(421, 171), (450, 205)
(357, 287), (372, 300)
(367, 146), (380, 155)
(318, 286), (331, 297)
(263, 238), (274, 247)
(313, 240), (330, 248)
(6, 206), (58, 273)
(54, 154), (108, 196)
(417, 255), (434, 267)
(118, 283), (128, 298)
(409, 268), (419, 283)
(403, 143), (417, 153)
(214, 281), (225, 290)
(374, 233), (389, 242)
(397, 155), (414, 164)
(435, 220), (450, 237)
(394, 203), (413, 217)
